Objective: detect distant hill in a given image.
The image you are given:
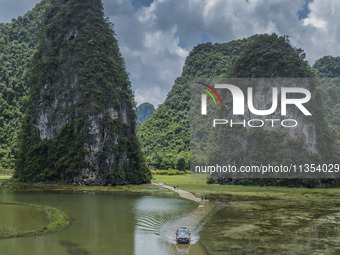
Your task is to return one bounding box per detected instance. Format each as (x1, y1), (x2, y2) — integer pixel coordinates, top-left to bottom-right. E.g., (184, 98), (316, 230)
(137, 38), (252, 170)
(136, 102), (155, 128)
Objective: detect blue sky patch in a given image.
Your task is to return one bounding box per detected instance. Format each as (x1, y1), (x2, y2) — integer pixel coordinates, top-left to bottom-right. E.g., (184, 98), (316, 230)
(297, 0), (313, 20)
(132, 0), (154, 10)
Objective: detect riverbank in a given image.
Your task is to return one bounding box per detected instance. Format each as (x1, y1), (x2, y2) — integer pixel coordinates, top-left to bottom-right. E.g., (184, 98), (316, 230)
(0, 201), (71, 239)
(2, 174), (340, 206)
(152, 174), (340, 201)
(2, 174), (340, 254)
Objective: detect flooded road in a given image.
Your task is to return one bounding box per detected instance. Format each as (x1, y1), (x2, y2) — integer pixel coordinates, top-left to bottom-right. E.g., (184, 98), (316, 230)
(1, 184), (338, 254)
(0, 191), (206, 255)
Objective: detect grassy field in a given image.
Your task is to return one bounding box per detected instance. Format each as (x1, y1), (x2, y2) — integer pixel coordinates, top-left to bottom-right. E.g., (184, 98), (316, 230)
(3, 173), (340, 201)
(153, 174), (340, 254)
(0, 201), (71, 239)
(0, 176), (12, 180)
(152, 174), (340, 201)
(0, 176), (178, 199)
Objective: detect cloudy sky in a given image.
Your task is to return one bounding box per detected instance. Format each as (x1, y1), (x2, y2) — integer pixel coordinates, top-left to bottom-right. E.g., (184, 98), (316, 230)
(1, 0), (340, 107)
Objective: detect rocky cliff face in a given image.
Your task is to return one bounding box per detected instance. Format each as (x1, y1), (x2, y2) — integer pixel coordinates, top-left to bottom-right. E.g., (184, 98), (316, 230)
(222, 79), (318, 154)
(191, 78), (320, 168)
(16, 0), (151, 185)
(224, 35), (337, 165)
(191, 35), (338, 181)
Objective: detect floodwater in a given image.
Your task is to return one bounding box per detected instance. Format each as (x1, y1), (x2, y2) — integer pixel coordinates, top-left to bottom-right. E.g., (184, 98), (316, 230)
(1, 189), (339, 255)
(0, 204), (49, 234)
(0, 191), (206, 255)
(199, 195), (340, 255)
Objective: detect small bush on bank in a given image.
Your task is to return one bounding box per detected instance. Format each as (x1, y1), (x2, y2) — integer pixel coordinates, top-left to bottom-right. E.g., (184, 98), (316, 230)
(154, 169), (190, 175)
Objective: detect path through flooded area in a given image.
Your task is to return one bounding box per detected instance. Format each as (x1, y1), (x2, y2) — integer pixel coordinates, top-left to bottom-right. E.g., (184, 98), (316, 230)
(0, 190), (208, 255)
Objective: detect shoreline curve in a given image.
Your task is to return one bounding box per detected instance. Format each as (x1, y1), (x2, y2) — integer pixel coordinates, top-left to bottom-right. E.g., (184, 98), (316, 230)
(0, 201), (71, 239)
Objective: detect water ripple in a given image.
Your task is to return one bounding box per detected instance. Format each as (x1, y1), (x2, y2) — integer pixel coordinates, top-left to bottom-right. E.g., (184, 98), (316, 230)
(136, 214), (166, 233)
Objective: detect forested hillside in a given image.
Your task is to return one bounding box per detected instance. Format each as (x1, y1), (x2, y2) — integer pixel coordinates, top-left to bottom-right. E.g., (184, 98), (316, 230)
(313, 56), (340, 148)
(139, 34), (339, 180)
(221, 34), (337, 170)
(0, 0), (339, 183)
(137, 38), (252, 170)
(0, 1), (48, 174)
(313, 56), (340, 78)
(227, 34), (314, 78)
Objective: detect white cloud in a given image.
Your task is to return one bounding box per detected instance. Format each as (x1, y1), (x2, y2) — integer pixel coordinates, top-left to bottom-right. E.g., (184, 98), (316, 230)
(2, 0), (340, 106)
(298, 0), (340, 62)
(134, 87), (164, 108)
(105, 0), (340, 105)
(104, 0), (190, 107)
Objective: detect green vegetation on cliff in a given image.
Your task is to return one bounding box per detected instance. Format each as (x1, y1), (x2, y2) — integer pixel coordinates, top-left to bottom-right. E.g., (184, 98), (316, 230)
(227, 34), (314, 78)
(0, 0), (339, 188)
(313, 56), (340, 148)
(140, 34), (339, 186)
(138, 39), (251, 170)
(313, 56), (340, 78)
(15, 0), (150, 184)
(0, 1), (48, 175)
(223, 34), (338, 166)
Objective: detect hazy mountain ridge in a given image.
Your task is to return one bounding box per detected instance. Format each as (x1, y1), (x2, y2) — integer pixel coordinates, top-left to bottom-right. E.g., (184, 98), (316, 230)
(136, 102), (155, 128)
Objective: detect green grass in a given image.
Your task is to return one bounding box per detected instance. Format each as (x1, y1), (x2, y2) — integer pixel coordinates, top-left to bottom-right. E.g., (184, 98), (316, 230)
(0, 175), (12, 180)
(152, 174), (340, 201)
(5, 174), (340, 202)
(0, 202), (71, 239)
(2, 181), (178, 199)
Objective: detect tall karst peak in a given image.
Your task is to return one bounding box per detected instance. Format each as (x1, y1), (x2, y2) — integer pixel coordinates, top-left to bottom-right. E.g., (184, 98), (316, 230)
(16, 0), (151, 185)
